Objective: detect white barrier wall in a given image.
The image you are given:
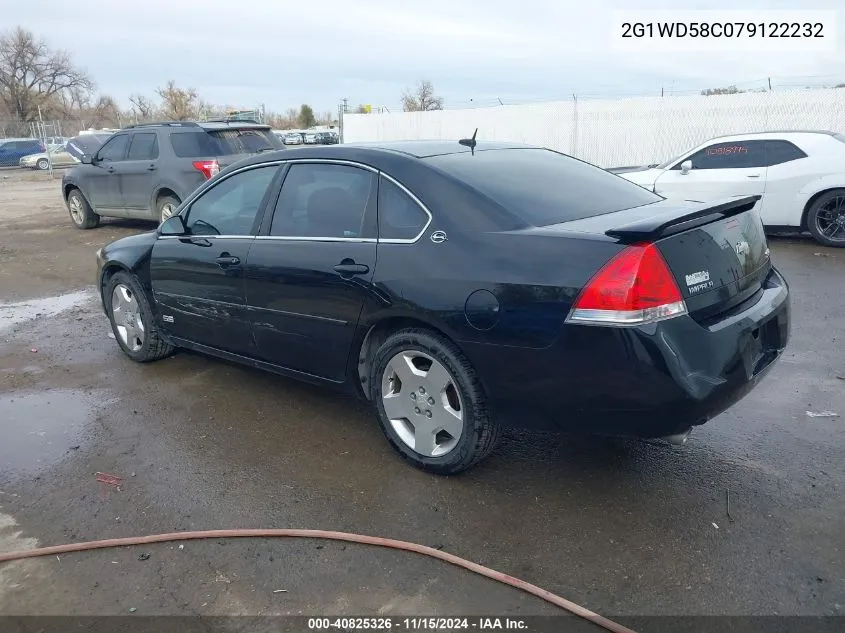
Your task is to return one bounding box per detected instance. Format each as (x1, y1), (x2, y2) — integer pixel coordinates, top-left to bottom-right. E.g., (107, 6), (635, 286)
(343, 90), (845, 168)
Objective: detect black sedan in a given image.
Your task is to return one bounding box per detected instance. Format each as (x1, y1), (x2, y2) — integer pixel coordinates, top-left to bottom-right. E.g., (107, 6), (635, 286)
(95, 141), (790, 474)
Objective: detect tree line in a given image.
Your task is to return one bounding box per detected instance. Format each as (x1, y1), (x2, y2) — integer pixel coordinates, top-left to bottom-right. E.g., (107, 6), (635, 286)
(0, 26), (446, 138)
(0, 27), (335, 135)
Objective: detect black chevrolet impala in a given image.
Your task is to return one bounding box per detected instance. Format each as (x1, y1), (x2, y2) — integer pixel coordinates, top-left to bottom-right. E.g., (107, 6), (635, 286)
(95, 140), (790, 474)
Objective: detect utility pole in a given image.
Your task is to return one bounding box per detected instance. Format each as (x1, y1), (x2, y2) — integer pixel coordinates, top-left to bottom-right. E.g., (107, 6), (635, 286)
(768, 77), (772, 91)
(37, 105), (53, 178)
(342, 97), (349, 113)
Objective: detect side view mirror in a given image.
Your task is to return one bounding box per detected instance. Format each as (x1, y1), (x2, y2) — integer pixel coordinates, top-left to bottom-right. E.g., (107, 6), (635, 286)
(81, 154), (93, 165)
(159, 214), (187, 236)
(680, 160), (692, 175)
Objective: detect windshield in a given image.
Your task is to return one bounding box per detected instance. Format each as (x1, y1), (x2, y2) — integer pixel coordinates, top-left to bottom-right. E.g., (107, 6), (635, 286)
(426, 148), (662, 226)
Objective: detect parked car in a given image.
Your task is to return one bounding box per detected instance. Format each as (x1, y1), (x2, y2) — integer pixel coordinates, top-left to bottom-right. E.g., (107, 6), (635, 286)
(614, 131), (845, 247)
(303, 132), (318, 144)
(283, 133), (303, 145)
(61, 120), (283, 229)
(95, 141), (790, 474)
(315, 131), (339, 145)
(19, 144), (79, 170)
(0, 138), (45, 167)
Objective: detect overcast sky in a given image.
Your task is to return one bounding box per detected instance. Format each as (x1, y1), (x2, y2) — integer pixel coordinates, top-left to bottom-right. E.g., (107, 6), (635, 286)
(6, 0), (844, 114)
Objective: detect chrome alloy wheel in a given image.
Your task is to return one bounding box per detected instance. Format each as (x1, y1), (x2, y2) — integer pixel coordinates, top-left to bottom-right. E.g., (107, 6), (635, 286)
(68, 195), (84, 224)
(160, 202), (176, 221)
(381, 351), (464, 457)
(111, 284), (145, 352)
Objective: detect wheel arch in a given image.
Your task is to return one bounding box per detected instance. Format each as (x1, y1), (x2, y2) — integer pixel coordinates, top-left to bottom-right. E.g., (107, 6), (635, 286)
(151, 186), (181, 211)
(353, 315), (467, 401)
(801, 186), (845, 230)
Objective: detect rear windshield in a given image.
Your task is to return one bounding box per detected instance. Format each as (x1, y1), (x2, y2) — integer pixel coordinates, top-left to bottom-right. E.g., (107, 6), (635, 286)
(425, 148), (662, 226)
(170, 128), (281, 157)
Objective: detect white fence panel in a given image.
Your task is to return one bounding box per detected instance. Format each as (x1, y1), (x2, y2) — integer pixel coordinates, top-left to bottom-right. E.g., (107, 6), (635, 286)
(344, 90), (845, 168)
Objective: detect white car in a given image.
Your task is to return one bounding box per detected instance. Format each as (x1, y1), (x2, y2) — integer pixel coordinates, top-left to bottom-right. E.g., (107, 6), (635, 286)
(616, 131), (845, 247)
(283, 133), (303, 145)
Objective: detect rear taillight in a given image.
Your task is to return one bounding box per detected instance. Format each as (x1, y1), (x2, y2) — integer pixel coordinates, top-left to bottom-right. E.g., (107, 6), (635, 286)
(566, 243), (687, 327)
(192, 159), (219, 180)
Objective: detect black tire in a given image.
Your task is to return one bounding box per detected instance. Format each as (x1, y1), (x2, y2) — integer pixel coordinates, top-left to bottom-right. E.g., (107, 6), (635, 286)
(807, 188), (845, 248)
(36, 158), (49, 170)
(156, 195), (181, 223)
(67, 189), (100, 229)
(369, 328), (501, 475)
(105, 271), (174, 363)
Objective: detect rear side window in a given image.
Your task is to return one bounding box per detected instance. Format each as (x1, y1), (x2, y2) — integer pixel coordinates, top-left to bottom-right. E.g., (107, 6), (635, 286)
(378, 177), (429, 240)
(126, 133), (159, 160)
(170, 129), (281, 157)
(270, 163), (376, 238)
(678, 140), (767, 170)
(425, 149), (661, 226)
(764, 140), (807, 166)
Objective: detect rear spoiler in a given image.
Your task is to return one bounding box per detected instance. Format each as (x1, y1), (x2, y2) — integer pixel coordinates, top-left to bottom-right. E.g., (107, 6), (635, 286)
(605, 195), (761, 243)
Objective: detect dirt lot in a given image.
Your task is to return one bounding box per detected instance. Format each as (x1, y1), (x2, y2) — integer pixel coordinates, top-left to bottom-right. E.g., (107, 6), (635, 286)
(0, 169), (843, 628)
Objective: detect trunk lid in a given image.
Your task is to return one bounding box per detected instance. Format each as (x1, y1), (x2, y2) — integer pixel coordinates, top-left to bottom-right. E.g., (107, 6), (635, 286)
(543, 196), (772, 322)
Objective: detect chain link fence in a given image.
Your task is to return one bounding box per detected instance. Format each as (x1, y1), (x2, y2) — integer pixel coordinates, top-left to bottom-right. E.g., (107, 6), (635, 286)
(342, 89), (845, 168)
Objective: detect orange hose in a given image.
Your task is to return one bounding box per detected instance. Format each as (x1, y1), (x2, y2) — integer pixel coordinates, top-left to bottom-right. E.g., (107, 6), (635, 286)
(0, 528), (636, 633)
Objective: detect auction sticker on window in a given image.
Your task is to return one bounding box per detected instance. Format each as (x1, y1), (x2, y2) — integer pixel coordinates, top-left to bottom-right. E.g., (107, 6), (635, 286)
(611, 10), (837, 52)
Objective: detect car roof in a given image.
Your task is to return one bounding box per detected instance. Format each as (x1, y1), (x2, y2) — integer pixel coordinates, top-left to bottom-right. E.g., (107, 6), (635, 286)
(708, 130), (840, 142)
(342, 140), (537, 158)
(229, 140), (542, 173)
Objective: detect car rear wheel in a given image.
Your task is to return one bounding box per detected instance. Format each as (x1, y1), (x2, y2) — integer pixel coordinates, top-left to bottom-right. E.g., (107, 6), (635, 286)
(67, 189), (100, 229)
(36, 158), (49, 170)
(370, 328), (501, 475)
(807, 189), (845, 248)
(106, 271), (174, 363)
(156, 195), (181, 223)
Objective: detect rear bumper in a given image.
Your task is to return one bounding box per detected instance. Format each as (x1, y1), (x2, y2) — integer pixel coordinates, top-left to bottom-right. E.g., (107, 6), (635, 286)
(463, 267), (790, 437)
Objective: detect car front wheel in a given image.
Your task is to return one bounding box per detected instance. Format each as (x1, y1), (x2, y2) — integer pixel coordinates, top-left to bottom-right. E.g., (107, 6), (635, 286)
(67, 189), (100, 229)
(36, 158), (49, 170)
(370, 328), (501, 475)
(106, 271), (174, 363)
(807, 189), (845, 248)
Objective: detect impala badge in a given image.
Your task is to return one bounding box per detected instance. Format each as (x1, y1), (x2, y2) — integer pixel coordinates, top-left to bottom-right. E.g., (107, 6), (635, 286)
(685, 270), (710, 286)
(430, 231), (448, 244)
(685, 270), (713, 294)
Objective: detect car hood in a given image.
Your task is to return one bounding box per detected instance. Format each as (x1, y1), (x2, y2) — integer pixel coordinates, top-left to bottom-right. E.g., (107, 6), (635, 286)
(617, 168), (663, 188)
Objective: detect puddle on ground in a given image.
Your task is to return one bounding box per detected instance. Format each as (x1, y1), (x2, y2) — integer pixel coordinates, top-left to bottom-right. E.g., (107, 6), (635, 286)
(0, 390), (96, 473)
(0, 290), (95, 335)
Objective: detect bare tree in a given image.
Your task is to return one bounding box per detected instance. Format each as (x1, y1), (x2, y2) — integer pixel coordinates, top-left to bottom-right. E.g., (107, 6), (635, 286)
(0, 26), (94, 122)
(401, 80), (443, 112)
(129, 93), (157, 120)
(156, 80), (201, 120)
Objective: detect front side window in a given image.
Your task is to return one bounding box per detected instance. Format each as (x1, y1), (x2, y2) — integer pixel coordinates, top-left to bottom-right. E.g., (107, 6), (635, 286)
(185, 165), (279, 236)
(676, 140), (767, 170)
(378, 177), (429, 240)
(270, 163), (376, 238)
(96, 134), (130, 162)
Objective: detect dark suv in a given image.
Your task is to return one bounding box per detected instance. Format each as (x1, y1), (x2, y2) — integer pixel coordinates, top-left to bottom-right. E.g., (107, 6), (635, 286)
(0, 138), (45, 167)
(61, 121), (283, 229)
